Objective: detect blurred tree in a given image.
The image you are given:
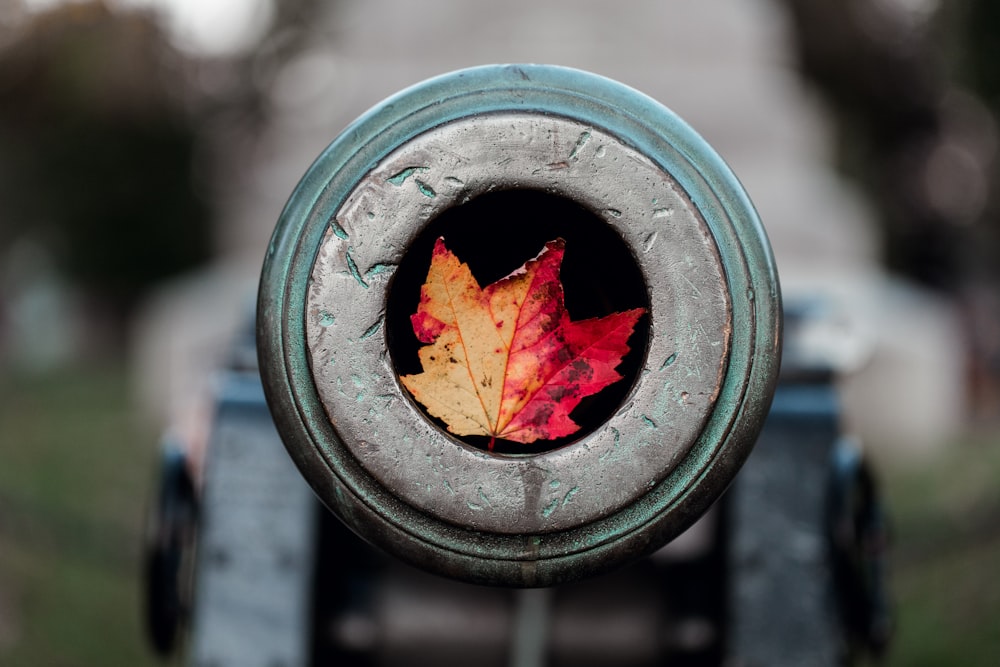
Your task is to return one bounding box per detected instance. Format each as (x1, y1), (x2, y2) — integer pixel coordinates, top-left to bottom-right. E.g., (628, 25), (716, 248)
(779, 0), (1000, 417)
(953, 0), (1000, 261)
(961, 0), (1000, 109)
(780, 0), (959, 288)
(0, 1), (212, 335)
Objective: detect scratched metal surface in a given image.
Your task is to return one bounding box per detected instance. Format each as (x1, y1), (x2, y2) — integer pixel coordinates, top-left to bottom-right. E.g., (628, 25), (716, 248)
(305, 113), (730, 534)
(258, 64), (781, 586)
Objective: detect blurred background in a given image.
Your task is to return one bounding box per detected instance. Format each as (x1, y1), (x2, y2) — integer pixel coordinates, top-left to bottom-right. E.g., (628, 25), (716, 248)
(1, 0), (999, 664)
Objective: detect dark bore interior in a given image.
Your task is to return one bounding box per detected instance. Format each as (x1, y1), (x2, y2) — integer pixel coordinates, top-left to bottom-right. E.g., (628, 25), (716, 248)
(386, 188), (650, 455)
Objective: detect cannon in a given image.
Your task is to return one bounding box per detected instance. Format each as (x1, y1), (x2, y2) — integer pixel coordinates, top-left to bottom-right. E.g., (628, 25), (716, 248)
(144, 65), (889, 666)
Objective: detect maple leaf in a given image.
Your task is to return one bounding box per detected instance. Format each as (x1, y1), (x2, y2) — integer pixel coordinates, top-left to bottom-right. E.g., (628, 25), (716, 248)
(400, 237), (645, 448)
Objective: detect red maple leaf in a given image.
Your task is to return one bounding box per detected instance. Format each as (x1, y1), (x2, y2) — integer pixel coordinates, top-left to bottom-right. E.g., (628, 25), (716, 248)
(400, 237), (645, 448)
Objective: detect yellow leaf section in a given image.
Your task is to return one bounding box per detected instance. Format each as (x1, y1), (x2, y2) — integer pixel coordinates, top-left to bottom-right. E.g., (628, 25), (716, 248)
(401, 242), (500, 436)
(400, 240), (547, 438)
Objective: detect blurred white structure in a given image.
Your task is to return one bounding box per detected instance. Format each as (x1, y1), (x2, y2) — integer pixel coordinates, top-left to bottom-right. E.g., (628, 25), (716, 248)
(134, 0), (965, 459)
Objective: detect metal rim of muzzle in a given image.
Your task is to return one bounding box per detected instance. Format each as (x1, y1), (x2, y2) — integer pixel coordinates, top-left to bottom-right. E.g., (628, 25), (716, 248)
(258, 64), (781, 586)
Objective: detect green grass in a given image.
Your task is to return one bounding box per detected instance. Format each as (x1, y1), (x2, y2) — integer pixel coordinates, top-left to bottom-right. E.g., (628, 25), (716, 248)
(0, 364), (160, 667)
(877, 436), (1000, 666)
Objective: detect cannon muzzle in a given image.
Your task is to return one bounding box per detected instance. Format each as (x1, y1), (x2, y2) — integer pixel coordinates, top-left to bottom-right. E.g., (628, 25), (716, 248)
(257, 64), (781, 587)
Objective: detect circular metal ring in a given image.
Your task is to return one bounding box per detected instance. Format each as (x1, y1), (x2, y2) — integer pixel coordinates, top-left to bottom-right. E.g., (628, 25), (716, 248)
(258, 64), (781, 586)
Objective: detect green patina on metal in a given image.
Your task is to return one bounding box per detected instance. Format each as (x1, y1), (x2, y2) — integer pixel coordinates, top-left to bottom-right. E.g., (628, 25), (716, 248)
(568, 129), (591, 160)
(413, 179), (436, 198)
(318, 310), (335, 327)
(386, 166), (429, 186)
(328, 217), (349, 240)
(257, 64), (781, 587)
(344, 247), (367, 288)
(359, 316), (383, 340)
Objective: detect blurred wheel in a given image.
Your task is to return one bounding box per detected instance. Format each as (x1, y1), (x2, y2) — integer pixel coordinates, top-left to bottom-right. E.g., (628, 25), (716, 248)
(143, 438), (198, 655)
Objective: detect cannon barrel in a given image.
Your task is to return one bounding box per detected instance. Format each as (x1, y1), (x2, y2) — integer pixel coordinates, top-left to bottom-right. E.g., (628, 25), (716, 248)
(256, 64), (781, 587)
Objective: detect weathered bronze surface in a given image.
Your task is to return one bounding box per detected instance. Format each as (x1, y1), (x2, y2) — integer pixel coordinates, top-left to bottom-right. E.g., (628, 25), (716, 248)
(305, 114), (730, 534)
(257, 64), (781, 586)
